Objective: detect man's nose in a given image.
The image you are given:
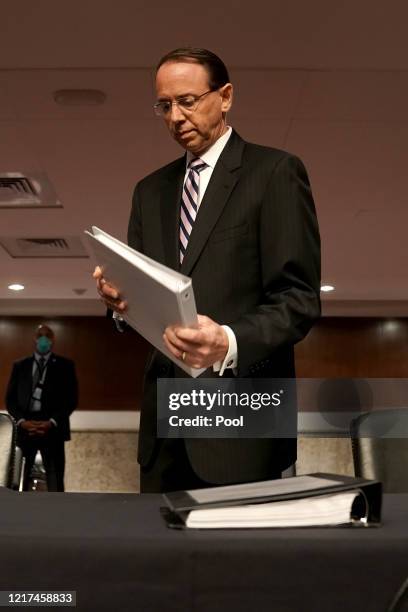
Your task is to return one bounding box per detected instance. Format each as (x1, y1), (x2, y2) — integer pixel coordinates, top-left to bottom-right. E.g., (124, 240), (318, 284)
(169, 102), (185, 122)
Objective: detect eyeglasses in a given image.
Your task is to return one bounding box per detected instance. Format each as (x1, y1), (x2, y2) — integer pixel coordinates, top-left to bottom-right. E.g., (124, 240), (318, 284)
(153, 89), (216, 117)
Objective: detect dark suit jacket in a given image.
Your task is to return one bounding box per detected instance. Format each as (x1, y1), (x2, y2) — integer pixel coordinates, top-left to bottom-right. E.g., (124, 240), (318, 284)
(5, 354), (78, 442)
(128, 130), (321, 483)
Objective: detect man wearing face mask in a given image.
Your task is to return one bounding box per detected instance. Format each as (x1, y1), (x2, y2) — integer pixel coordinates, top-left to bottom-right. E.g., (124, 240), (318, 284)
(5, 324), (78, 491)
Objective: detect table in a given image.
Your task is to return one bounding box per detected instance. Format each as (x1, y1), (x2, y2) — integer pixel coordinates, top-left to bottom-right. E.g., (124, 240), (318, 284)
(0, 488), (407, 612)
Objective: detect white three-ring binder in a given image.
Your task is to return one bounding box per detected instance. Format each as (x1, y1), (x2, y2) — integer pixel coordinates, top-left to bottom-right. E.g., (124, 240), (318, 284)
(84, 226), (205, 378)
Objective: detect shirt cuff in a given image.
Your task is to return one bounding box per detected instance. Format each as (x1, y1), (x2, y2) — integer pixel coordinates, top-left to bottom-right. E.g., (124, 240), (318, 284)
(112, 311), (126, 333)
(213, 325), (238, 376)
(50, 418), (57, 427)
(16, 419), (25, 427)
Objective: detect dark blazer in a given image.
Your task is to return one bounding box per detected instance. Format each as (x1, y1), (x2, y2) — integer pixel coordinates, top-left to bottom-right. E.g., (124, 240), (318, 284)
(128, 130), (321, 483)
(5, 354), (78, 442)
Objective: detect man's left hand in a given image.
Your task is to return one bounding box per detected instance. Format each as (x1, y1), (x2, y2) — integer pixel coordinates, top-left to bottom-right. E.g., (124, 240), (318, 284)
(163, 315), (229, 369)
(35, 420), (53, 435)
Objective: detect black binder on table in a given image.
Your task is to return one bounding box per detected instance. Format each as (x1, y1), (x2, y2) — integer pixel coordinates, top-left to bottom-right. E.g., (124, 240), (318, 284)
(161, 473), (382, 529)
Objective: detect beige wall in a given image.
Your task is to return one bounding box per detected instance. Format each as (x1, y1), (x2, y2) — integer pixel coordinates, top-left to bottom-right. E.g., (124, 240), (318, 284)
(65, 432), (139, 493)
(65, 432), (353, 493)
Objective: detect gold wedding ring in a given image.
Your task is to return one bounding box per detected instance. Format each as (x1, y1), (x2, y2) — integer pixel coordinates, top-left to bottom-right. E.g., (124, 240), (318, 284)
(182, 351), (186, 361)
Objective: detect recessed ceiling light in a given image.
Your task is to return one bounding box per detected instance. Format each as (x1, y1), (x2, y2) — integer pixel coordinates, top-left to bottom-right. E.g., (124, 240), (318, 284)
(8, 283), (25, 291)
(321, 285), (335, 292)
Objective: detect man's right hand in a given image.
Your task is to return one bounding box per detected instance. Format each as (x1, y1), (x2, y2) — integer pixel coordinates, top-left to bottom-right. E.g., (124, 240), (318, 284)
(93, 266), (127, 314)
(20, 420), (42, 436)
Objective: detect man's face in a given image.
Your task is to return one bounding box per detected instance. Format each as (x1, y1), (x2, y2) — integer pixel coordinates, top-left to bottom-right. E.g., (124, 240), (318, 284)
(155, 61), (233, 155)
(34, 326), (54, 353)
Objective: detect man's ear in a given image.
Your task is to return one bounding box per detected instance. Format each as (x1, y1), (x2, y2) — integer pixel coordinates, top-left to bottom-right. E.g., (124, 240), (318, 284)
(220, 83), (233, 113)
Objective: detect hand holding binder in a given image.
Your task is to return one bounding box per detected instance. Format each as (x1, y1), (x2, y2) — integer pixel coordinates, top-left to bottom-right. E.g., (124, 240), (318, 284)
(93, 265), (127, 315)
(162, 314), (230, 371)
(85, 226), (206, 377)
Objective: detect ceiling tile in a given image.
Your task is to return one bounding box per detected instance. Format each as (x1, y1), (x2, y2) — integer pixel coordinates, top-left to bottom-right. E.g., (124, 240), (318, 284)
(5, 69), (155, 120)
(229, 70), (306, 119)
(285, 120), (408, 214)
(296, 71), (408, 120)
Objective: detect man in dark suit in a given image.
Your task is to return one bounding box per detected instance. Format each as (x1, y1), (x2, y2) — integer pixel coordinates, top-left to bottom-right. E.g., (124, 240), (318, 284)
(95, 47), (321, 493)
(5, 324), (78, 491)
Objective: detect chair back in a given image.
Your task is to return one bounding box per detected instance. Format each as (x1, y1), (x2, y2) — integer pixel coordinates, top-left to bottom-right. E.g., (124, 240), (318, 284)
(351, 408), (408, 493)
(0, 413), (16, 488)
(11, 446), (25, 491)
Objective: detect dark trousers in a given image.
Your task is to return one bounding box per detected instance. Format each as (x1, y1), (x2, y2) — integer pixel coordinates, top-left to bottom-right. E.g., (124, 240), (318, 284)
(140, 438), (282, 493)
(19, 434), (66, 492)
(140, 438), (210, 493)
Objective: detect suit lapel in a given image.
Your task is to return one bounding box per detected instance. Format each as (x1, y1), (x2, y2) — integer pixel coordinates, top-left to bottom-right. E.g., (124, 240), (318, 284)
(160, 156), (185, 270)
(45, 354), (57, 376)
(180, 130), (245, 276)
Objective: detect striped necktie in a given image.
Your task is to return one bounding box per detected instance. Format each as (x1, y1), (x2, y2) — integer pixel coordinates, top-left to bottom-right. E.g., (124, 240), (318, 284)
(179, 157), (208, 264)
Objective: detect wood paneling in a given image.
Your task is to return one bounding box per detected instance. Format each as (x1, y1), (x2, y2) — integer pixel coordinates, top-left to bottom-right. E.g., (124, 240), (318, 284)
(296, 318), (408, 377)
(0, 316), (149, 411)
(1, 316), (408, 411)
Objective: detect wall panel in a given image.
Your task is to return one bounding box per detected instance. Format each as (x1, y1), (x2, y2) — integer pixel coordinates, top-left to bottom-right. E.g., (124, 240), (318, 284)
(1, 316), (407, 412)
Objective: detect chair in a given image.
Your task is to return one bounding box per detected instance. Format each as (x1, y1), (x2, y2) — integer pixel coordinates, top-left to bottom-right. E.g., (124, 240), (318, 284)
(0, 413), (17, 488)
(26, 450), (47, 492)
(351, 408), (408, 493)
(387, 574), (408, 611)
(11, 446), (25, 491)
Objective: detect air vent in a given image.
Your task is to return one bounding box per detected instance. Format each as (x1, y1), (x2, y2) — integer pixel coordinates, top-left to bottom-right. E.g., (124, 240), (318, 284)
(20, 238), (69, 250)
(0, 172), (61, 208)
(0, 236), (88, 258)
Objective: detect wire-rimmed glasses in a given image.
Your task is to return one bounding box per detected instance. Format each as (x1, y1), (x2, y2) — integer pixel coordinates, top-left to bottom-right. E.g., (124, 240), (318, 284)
(153, 89), (216, 117)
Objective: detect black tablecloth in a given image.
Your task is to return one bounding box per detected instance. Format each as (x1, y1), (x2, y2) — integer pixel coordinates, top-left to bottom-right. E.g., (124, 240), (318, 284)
(0, 488), (407, 612)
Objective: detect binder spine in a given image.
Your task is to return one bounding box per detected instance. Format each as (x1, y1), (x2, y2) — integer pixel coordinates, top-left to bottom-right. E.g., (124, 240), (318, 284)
(176, 281), (198, 327)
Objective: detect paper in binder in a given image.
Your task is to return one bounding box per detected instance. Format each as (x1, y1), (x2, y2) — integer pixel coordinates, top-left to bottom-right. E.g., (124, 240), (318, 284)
(162, 473), (382, 529)
(84, 226), (205, 378)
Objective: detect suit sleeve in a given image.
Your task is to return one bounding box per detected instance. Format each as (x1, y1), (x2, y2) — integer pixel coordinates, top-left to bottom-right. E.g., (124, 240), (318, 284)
(65, 361), (79, 416)
(229, 154), (321, 376)
(50, 360), (79, 422)
(127, 183), (143, 251)
(5, 363), (24, 422)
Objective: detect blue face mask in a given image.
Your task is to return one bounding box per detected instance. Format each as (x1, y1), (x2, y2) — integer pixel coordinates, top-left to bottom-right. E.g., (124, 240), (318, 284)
(36, 336), (52, 354)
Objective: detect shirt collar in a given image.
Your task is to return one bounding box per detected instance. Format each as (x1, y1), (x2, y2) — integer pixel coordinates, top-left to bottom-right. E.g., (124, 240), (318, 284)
(34, 352), (52, 363)
(186, 126), (232, 169)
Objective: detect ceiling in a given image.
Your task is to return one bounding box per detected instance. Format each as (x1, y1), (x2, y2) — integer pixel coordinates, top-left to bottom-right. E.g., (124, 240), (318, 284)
(0, 0), (407, 316)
